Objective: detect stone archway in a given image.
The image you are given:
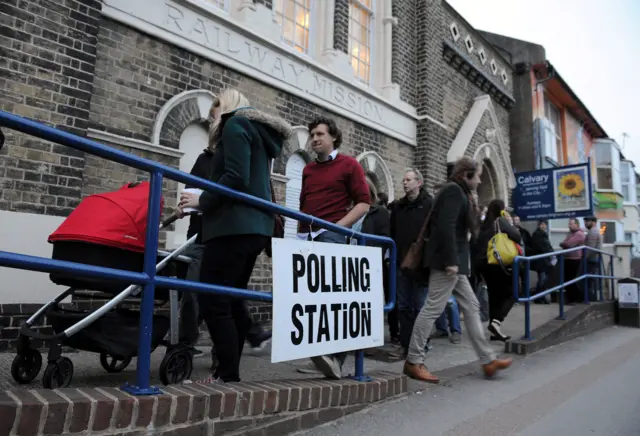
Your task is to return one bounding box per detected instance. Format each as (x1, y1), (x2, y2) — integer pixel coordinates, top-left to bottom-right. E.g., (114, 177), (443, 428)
(474, 143), (508, 207)
(151, 89), (216, 148)
(152, 90), (217, 248)
(356, 151), (395, 202)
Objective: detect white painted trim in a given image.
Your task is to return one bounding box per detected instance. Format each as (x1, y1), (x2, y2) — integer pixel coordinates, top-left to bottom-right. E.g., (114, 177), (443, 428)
(101, 0), (418, 146)
(447, 94), (516, 189)
(271, 173), (289, 183)
(291, 125), (310, 150)
(151, 89), (217, 145)
(416, 113), (452, 131)
(87, 129), (184, 158)
(355, 150), (395, 202)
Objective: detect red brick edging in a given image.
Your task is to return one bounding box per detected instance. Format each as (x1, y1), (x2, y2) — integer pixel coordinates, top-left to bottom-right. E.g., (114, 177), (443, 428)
(0, 371), (407, 436)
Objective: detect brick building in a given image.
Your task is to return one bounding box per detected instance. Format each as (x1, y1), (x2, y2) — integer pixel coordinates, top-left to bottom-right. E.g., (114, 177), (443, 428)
(0, 0), (515, 336)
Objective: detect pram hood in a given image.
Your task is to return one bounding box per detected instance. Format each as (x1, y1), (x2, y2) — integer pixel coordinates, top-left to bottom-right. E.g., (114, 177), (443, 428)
(48, 182), (164, 253)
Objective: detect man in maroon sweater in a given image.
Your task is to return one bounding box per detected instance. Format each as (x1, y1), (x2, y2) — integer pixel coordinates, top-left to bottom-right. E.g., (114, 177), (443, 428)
(297, 117), (371, 379)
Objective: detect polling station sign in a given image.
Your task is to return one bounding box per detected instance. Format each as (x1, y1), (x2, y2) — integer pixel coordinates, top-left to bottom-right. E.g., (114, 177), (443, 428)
(270, 238), (385, 363)
(512, 163), (594, 221)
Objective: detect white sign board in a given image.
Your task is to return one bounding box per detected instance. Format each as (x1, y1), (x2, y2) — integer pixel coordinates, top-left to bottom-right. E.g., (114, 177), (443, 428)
(270, 238), (385, 363)
(618, 283), (639, 305)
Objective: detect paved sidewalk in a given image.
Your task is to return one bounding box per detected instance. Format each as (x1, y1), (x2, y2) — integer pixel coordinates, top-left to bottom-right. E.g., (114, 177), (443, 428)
(0, 304), (561, 390)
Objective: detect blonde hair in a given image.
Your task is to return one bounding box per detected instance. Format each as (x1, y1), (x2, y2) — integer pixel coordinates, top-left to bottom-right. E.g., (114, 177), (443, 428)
(208, 88), (251, 151)
(365, 177), (378, 204)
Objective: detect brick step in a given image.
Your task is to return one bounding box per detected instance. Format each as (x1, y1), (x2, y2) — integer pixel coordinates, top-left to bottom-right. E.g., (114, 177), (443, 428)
(0, 372), (407, 436)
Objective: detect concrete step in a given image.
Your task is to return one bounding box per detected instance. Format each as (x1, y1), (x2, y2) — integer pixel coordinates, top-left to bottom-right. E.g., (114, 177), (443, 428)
(505, 301), (616, 355)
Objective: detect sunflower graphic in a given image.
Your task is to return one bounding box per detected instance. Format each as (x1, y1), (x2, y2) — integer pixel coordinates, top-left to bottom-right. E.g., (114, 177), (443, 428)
(558, 173), (585, 197)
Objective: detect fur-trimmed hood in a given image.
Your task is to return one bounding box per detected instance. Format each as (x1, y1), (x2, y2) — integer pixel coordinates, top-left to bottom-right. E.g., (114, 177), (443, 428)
(225, 107), (292, 159)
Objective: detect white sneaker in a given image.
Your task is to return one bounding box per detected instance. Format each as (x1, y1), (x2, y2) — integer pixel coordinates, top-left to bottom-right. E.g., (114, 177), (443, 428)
(310, 355), (342, 379)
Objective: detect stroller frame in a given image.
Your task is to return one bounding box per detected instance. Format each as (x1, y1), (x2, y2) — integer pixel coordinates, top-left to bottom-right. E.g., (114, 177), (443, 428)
(11, 229), (200, 390)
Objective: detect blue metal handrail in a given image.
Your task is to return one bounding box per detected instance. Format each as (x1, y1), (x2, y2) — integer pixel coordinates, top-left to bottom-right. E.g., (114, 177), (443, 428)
(0, 110), (397, 393)
(513, 245), (620, 340)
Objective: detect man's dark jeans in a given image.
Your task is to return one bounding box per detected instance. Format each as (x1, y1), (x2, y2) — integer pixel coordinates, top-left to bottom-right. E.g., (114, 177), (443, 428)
(396, 270), (428, 348)
(198, 234), (269, 382)
(587, 260), (601, 301)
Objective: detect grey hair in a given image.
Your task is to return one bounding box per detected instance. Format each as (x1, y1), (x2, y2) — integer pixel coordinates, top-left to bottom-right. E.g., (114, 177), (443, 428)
(404, 167), (424, 183)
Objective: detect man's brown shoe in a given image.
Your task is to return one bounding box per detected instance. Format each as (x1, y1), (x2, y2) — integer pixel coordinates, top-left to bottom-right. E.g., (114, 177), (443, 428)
(403, 361), (440, 384)
(482, 358), (513, 378)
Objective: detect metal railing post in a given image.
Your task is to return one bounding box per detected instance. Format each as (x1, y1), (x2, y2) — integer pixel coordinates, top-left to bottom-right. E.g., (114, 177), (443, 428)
(523, 259), (532, 340)
(350, 236), (372, 383)
(582, 248), (589, 304)
(610, 257), (615, 301)
(598, 258), (603, 301)
(558, 253), (565, 319)
(123, 172), (163, 396)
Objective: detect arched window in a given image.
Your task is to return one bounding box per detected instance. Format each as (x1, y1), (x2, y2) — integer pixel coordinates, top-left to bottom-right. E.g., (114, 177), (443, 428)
(356, 151), (395, 202)
(283, 126), (311, 238)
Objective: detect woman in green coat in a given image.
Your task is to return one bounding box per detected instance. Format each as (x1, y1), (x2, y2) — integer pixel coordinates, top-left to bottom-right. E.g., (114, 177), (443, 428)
(179, 88), (291, 383)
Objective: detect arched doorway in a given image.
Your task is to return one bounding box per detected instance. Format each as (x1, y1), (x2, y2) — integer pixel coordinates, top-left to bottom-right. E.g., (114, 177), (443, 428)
(477, 159), (499, 208)
(474, 143), (508, 208)
(169, 122), (209, 249)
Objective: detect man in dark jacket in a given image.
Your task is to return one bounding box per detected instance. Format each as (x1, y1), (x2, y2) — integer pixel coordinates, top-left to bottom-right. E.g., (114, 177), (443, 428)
(389, 168), (433, 356)
(403, 157), (512, 383)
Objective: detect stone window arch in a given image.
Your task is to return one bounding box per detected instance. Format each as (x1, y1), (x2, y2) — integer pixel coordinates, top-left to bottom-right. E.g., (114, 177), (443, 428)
(282, 126), (312, 238)
(152, 90), (217, 248)
(151, 89), (217, 148)
(356, 151), (395, 202)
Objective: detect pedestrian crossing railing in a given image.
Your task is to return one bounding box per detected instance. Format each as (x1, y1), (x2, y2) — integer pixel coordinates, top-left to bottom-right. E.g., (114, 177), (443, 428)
(0, 110), (397, 395)
(513, 246), (619, 340)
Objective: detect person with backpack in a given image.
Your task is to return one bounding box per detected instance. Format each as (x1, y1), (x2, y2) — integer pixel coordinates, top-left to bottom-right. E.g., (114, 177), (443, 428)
(475, 199), (522, 342)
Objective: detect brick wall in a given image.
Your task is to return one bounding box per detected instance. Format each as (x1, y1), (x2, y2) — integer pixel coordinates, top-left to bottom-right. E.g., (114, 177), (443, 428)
(333, 0), (349, 54)
(0, 0), (101, 215)
(414, 0), (513, 191)
(392, 0), (418, 106)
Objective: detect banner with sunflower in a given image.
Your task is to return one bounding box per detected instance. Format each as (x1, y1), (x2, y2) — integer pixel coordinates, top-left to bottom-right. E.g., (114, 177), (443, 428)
(553, 166), (590, 213)
(513, 163), (593, 221)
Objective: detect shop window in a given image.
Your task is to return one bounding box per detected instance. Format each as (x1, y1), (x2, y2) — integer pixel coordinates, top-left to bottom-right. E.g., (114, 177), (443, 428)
(594, 141), (621, 192)
(599, 220), (618, 244)
(206, 0), (226, 9)
(274, 0), (312, 54)
(621, 161), (637, 203)
(543, 97), (563, 165)
(349, 0), (373, 84)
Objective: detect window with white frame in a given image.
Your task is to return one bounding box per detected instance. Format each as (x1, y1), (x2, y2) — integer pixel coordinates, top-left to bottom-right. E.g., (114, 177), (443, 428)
(621, 161), (637, 203)
(206, 0), (226, 9)
(594, 141), (621, 192)
(349, 0), (373, 84)
(544, 97), (563, 165)
(274, 0), (311, 54)
(599, 220), (619, 244)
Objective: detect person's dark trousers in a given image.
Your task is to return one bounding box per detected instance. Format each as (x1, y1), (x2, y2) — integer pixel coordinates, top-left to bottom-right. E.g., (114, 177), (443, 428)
(482, 264), (515, 323)
(382, 263), (399, 340)
(534, 269), (551, 304)
(198, 234), (269, 382)
(178, 243), (206, 346)
(587, 260), (601, 301)
(396, 270), (428, 348)
(563, 258), (581, 303)
(310, 230), (348, 366)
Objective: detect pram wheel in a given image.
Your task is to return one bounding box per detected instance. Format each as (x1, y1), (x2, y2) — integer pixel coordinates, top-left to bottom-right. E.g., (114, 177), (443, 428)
(42, 357), (74, 389)
(11, 349), (43, 384)
(99, 353), (132, 373)
(159, 348), (193, 385)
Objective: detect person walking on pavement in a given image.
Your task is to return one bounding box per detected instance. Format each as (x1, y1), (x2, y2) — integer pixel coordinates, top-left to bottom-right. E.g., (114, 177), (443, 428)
(403, 157), (512, 383)
(475, 200), (522, 342)
(530, 220), (554, 304)
(512, 214), (532, 298)
(584, 216), (602, 301)
(389, 169), (434, 357)
(297, 116), (371, 380)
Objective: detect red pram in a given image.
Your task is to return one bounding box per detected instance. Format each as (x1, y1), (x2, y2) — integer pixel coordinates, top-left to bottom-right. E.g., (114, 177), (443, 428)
(10, 182), (197, 389)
